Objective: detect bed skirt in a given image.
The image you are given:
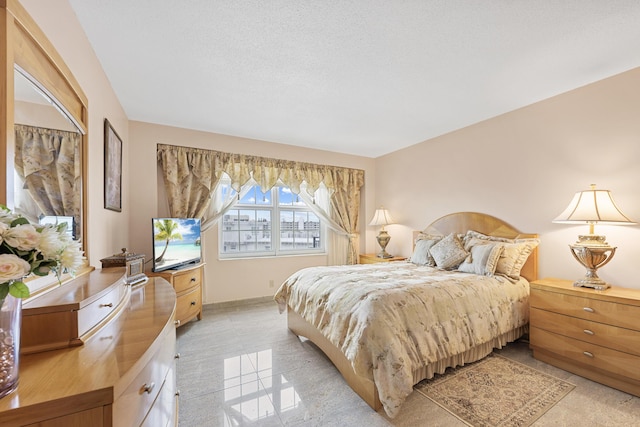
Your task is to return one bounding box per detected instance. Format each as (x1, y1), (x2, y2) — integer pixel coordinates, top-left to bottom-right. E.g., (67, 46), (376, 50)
(287, 305), (528, 415)
(410, 324), (528, 384)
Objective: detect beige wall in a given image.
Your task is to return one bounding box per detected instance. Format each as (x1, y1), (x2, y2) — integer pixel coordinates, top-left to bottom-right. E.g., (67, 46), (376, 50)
(21, 0), (640, 298)
(129, 121), (376, 303)
(376, 67), (640, 289)
(21, 0), (131, 267)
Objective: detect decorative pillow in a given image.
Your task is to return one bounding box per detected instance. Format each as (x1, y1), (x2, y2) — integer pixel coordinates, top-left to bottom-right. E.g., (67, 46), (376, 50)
(429, 233), (469, 269)
(463, 236), (498, 251)
(463, 230), (540, 278)
(463, 230), (513, 248)
(496, 239), (540, 278)
(457, 243), (504, 276)
(415, 232), (443, 243)
(410, 238), (439, 266)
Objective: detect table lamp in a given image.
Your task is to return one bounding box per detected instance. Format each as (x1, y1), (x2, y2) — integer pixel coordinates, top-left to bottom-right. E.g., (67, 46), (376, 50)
(553, 184), (635, 290)
(369, 207), (395, 258)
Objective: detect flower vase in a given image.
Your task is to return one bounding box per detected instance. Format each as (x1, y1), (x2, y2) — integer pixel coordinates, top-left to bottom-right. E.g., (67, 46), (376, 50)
(0, 295), (21, 398)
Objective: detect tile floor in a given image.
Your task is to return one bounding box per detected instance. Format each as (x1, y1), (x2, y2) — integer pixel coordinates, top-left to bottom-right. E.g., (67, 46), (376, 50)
(177, 299), (640, 426)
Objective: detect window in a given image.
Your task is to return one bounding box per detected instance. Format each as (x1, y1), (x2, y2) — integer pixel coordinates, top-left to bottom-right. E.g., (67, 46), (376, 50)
(220, 183), (323, 257)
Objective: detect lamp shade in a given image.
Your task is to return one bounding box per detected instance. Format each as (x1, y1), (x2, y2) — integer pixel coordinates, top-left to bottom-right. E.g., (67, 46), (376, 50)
(553, 184), (635, 225)
(369, 208), (395, 227)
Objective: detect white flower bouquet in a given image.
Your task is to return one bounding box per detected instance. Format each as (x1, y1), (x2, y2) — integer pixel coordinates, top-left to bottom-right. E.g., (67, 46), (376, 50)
(0, 205), (84, 301)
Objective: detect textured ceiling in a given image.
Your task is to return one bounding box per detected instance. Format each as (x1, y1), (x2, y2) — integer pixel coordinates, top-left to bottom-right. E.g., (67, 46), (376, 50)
(68, 0), (640, 158)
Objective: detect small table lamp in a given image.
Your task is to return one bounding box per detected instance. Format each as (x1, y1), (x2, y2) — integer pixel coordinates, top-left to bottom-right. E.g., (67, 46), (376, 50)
(553, 184), (636, 290)
(369, 207), (395, 258)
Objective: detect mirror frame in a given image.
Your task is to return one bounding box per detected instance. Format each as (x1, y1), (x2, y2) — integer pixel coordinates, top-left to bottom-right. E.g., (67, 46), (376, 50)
(1, 1), (90, 277)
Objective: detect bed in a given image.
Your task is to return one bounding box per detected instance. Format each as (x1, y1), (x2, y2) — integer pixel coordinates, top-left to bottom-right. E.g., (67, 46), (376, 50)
(274, 212), (539, 418)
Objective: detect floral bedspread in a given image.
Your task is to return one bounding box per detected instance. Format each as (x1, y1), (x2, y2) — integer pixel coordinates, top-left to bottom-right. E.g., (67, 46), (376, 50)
(273, 262), (529, 418)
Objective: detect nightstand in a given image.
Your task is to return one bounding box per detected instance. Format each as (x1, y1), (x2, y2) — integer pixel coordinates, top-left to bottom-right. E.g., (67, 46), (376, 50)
(529, 277), (640, 397)
(359, 254), (407, 264)
(148, 262), (204, 327)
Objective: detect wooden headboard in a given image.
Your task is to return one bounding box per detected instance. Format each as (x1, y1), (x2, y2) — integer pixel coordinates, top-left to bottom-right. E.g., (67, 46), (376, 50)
(414, 212), (538, 282)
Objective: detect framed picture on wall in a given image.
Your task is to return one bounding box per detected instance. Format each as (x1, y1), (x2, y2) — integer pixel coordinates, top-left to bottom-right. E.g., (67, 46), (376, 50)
(104, 119), (122, 212)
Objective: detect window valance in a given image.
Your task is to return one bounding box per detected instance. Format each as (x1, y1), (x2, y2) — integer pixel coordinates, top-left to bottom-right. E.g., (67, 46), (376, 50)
(157, 144), (364, 264)
(156, 144), (365, 264)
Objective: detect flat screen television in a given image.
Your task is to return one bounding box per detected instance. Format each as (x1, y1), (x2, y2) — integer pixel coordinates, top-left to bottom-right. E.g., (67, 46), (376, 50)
(152, 217), (202, 272)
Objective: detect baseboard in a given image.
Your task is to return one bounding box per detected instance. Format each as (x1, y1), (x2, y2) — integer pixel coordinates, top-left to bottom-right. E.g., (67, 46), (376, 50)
(204, 295), (274, 310)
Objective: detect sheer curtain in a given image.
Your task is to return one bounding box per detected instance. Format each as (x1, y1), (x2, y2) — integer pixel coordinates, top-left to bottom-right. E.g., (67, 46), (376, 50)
(200, 174), (253, 232)
(298, 183), (349, 265)
(157, 144), (365, 264)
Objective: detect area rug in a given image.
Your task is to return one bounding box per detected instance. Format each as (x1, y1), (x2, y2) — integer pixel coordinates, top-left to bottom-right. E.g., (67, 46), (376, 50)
(414, 353), (575, 427)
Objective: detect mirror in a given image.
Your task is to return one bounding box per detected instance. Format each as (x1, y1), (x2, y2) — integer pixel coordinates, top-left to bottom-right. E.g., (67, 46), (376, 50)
(2, 1), (90, 294)
(13, 68), (84, 243)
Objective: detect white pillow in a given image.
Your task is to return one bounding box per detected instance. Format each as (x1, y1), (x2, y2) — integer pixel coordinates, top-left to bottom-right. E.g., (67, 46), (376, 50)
(496, 240), (539, 278)
(410, 238), (438, 266)
(463, 230), (539, 278)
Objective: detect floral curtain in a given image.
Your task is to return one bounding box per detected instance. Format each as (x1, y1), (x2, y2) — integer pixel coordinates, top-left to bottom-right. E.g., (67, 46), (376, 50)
(14, 125), (81, 226)
(156, 145), (225, 218)
(156, 144), (365, 264)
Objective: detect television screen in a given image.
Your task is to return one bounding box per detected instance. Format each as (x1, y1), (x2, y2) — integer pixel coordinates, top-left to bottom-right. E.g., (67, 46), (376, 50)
(152, 217), (202, 272)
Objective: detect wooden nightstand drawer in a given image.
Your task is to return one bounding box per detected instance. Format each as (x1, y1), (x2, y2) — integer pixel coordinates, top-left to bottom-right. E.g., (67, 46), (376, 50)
(530, 278), (640, 398)
(530, 307), (640, 357)
(173, 268), (202, 294)
(148, 263), (205, 327)
(531, 327), (640, 383)
(530, 288), (640, 330)
(176, 286), (202, 325)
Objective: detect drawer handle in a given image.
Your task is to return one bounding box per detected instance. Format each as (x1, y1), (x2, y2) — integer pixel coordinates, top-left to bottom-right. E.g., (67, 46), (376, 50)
(190, 277), (196, 282)
(191, 301), (196, 306)
(583, 329), (595, 335)
(100, 303), (114, 308)
(583, 351), (594, 358)
(141, 382), (155, 394)
(583, 307), (595, 313)
(174, 320), (181, 326)
(175, 353), (181, 359)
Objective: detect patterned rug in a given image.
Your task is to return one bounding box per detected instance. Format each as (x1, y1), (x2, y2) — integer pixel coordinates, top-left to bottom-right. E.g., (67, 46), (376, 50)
(414, 354), (575, 427)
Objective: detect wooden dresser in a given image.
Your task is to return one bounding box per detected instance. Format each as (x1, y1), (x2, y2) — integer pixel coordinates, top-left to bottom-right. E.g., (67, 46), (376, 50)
(359, 254), (407, 264)
(148, 262), (204, 327)
(0, 274), (178, 426)
(530, 277), (640, 397)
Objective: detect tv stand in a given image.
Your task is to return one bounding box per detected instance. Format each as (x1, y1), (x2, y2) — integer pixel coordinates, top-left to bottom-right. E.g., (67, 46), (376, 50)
(148, 262), (204, 327)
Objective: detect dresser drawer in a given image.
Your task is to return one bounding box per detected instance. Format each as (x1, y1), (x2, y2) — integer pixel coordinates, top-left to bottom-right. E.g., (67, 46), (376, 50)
(113, 327), (176, 426)
(141, 365), (177, 427)
(176, 286), (202, 324)
(530, 288), (640, 330)
(531, 327), (640, 383)
(21, 269), (128, 354)
(530, 307), (640, 357)
(77, 280), (128, 336)
(173, 268), (202, 294)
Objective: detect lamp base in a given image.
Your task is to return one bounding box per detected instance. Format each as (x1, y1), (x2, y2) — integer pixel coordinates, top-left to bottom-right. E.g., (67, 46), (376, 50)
(376, 230), (392, 258)
(573, 278), (610, 291)
(569, 244), (616, 291)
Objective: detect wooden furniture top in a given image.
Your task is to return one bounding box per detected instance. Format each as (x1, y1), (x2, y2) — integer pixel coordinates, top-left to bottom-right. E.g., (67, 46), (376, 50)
(23, 268), (126, 314)
(359, 254), (407, 263)
(0, 277), (176, 423)
(148, 262), (204, 278)
(416, 211), (539, 282)
(531, 277), (640, 307)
